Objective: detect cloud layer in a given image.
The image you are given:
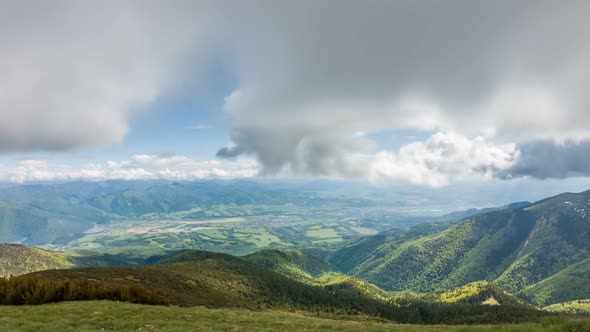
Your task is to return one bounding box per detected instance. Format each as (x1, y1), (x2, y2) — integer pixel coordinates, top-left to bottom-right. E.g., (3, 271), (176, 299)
(218, 1), (590, 181)
(0, 155), (258, 183)
(1, 1), (590, 184)
(0, 1), (212, 151)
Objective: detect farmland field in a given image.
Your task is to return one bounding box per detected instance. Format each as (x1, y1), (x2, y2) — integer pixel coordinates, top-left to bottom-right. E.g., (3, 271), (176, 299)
(52, 203), (437, 257)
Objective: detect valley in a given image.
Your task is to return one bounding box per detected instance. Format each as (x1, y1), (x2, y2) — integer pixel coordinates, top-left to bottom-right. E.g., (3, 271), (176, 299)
(2, 181), (590, 329)
(2, 2), (589, 330)
(0, 181), (455, 257)
(60, 205), (431, 257)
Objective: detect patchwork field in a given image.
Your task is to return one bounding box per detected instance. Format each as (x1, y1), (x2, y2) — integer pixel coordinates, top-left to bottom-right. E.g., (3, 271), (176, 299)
(55, 204), (433, 257)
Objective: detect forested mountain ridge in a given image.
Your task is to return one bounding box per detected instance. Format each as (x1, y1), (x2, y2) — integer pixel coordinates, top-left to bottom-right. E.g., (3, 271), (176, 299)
(329, 191), (590, 306)
(1, 248), (544, 325)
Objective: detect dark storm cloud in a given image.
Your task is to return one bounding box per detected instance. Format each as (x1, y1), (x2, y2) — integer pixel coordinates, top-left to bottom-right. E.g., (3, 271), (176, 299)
(506, 141), (590, 179)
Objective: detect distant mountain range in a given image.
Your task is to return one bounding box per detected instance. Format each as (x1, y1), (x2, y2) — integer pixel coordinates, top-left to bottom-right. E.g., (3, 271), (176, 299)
(0, 180), (368, 245)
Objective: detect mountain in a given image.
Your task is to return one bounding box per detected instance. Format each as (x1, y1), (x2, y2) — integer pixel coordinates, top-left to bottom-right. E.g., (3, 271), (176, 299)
(421, 281), (526, 306)
(544, 299), (590, 316)
(0, 180), (381, 248)
(0, 244), (73, 277)
(329, 191), (590, 306)
(243, 249), (335, 282)
(87, 180), (358, 217)
(0, 244), (133, 277)
(327, 220), (460, 275)
(0, 181), (147, 242)
(2, 248), (545, 325)
(0, 181), (144, 244)
(518, 257), (590, 307)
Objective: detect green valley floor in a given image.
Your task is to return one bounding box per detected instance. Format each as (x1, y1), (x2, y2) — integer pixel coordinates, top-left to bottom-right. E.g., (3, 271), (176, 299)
(1, 301), (589, 332)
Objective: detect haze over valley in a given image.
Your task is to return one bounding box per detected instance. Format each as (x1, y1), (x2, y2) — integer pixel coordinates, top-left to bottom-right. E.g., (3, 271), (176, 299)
(1, 1), (590, 331)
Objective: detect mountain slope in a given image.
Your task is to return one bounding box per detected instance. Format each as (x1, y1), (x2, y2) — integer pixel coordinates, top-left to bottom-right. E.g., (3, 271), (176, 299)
(0, 244), (132, 277)
(518, 257), (590, 307)
(330, 191), (590, 305)
(8, 249), (545, 324)
(0, 244), (73, 277)
(328, 219), (461, 275)
(87, 181), (345, 217)
(423, 281), (526, 306)
(24, 250), (386, 310)
(544, 299), (590, 316)
(243, 249), (335, 282)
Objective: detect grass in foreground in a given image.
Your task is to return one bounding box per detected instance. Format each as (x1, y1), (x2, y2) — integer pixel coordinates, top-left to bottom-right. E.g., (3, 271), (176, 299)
(1, 301), (590, 332)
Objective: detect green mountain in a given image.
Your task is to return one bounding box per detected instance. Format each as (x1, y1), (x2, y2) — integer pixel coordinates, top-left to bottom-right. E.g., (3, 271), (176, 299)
(0, 244), (132, 277)
(544, 299), (590, 316)
(327, 220), (460, 275)
(0, 182), (140, 244)
(329, 192), (590, 306)
(2, 248), (545, 325)
(0, 244), (73, 277)
(518, 257), (590, 307)
(421, 281), (526, 306)
(87, 181), (354, 217)
(243, 249), (335, 282)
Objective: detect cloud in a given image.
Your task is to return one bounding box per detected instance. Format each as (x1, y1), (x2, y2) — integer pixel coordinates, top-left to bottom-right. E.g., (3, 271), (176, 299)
(0, 1), (215, 152)
(2, 1), (590, 184)
(189, 124), (210, 130)
(215, 1), (590, 181)
(504, 141), (590, 179)
(0, 155), (258, 183)
(369, 133), (519, 187)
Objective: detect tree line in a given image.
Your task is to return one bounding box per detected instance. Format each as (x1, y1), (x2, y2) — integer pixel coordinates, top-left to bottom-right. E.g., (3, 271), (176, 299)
(0, 276), (167, 306)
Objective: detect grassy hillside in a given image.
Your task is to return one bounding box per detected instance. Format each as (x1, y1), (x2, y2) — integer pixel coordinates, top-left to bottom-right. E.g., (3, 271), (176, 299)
(2, 301), (587, 332)
(24, 252), (394, 313)
(518, 257), (590, 307)
(329, 192), (590, 306)
(242, 249), (527, 307)
(243, 249), (335, 282)
(424, 281), (526, 306)
(544, 299), (590, 316)
(0, 244), (133, 277)
(0, 244), (73, 277)
(3, 249), (548, 324)
(327, 220), (460, 275)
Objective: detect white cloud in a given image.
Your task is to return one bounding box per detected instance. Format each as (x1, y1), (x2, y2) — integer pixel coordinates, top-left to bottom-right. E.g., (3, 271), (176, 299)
(368, 132), (519, 187)
(0, 155), (258, 183)
(0, 1), (214, 152)
(214, 1), (590, 180)
(188, 124), (211, 130)
(1, 1), (590, 184)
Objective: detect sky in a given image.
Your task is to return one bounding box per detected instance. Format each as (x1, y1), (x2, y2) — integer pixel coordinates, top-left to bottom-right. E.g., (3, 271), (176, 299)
(1, 0), (590, 193)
